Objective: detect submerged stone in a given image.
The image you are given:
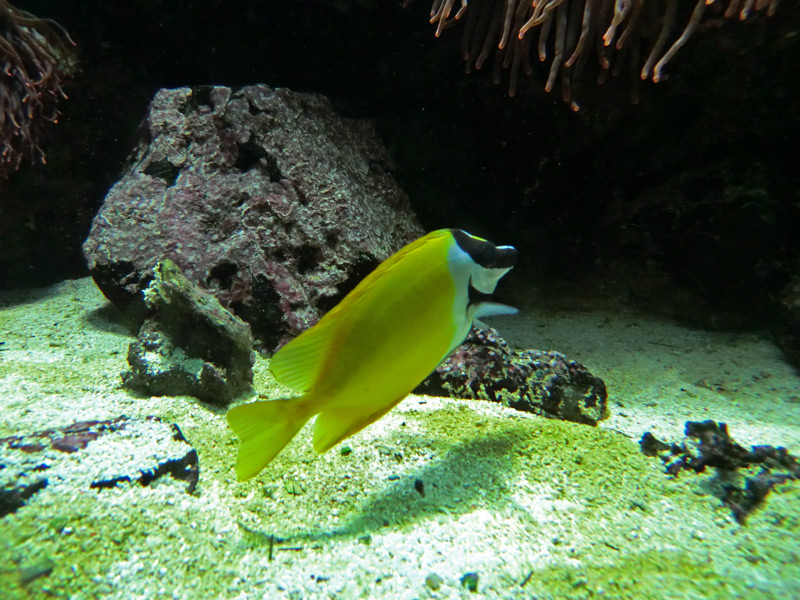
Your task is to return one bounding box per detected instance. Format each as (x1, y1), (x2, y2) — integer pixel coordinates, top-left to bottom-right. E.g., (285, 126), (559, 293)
(82, 84), (421, 351)
(417, 326), (608, 426)
(122, 260), (254, 405)
(641, 420), (800, 523)
(0, 417), (199, 517)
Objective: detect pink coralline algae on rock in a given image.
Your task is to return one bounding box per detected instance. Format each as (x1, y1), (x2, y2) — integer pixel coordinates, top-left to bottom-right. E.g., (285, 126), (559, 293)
(83, 85), (422, 350)
(417, 327), (609, 426)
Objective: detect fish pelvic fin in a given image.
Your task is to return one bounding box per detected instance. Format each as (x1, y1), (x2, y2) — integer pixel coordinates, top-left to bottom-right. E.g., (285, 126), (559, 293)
(226, 396), (312, 481)
(473, 302), (518, 319)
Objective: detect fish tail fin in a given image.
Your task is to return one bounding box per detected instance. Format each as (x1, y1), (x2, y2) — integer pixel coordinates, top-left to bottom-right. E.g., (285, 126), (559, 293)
(226, 397), (311, 481)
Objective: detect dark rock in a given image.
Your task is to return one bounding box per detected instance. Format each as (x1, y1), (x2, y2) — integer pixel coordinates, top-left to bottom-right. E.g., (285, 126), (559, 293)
(460, 572), (479, 593)
(82, 84), (422, 351)
(425, 573), (443, 591)
(680, 420), (755, 473)
(640, 421), (800, 523)
(773, 275), (800, 368)
(639, 431), (674, 457)
(0, 417), (199, 517)
(416, 327), (608, 426)
(598, 166), (797, 333)
(122, 260), (254, 404)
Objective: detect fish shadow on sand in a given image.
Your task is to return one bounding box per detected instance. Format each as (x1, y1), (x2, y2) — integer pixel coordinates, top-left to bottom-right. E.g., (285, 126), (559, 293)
(289, 425), (527, 543)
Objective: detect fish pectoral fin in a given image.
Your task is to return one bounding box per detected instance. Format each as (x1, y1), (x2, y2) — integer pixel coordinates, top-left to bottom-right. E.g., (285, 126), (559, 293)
(226, 397), (311, 481)
(312, 403), (399, 455)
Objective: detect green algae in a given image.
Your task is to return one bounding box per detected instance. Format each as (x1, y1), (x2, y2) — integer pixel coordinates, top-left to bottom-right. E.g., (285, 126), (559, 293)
(2, 279), (800, 599)
(519, 550), (723, 600)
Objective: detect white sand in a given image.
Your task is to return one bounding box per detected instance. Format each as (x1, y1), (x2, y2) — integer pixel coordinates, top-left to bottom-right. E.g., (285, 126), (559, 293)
(1, 278), (798, 599)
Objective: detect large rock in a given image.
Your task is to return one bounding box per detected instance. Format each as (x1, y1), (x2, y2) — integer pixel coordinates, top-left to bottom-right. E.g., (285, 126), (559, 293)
(773, 275), (800, 368)
(83, 84), (422, 350)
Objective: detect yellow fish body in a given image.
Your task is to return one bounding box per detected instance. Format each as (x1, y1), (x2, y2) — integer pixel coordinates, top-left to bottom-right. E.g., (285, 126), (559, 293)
(226, 229), (517, 480)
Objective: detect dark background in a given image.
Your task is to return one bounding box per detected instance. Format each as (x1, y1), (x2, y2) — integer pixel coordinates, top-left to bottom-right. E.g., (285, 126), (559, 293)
(2, 0), (799, 334)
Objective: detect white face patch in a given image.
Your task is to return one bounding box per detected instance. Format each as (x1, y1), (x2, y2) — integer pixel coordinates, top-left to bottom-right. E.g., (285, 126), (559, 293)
(446, 240), (481, 351)
(446, 232), (517, 352)
(469, 263), (513, 294)
(447, 240), (476, 310)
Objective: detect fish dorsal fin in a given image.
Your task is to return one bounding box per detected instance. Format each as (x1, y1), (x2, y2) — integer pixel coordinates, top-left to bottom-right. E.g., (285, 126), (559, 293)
(270, 230), (453, 393)
(269, 319), (338, 393)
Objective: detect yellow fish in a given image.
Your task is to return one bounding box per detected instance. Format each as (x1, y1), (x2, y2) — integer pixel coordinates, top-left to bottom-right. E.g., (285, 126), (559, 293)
(226, 229), (517, 480)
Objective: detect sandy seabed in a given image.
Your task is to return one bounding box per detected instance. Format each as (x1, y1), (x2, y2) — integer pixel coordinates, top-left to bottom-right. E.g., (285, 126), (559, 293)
(1, 277), (798, 599)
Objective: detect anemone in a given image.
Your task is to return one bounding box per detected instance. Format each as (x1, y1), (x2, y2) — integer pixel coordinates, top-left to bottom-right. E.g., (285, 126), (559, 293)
(424, 0), (779, 109)
(1, 0), (74, 179)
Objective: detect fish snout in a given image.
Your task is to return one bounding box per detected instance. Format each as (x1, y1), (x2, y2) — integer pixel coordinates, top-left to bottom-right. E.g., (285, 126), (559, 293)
(493, 245), (516, 269)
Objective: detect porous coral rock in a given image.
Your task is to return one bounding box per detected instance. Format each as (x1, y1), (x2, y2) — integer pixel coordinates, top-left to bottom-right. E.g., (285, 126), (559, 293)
(83, 84), (422, 351)
(417, 326), (608, 426)
(122, 260), (255, 405)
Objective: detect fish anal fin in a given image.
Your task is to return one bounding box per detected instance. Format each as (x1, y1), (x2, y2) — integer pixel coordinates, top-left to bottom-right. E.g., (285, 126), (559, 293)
(226, 396), (311, 480)
(312, 402), (400, 455)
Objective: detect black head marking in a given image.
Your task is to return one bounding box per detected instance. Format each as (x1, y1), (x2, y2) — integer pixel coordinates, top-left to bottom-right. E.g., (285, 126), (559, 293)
(467, 278), (492, 308)
(451, 229), (516, 269)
